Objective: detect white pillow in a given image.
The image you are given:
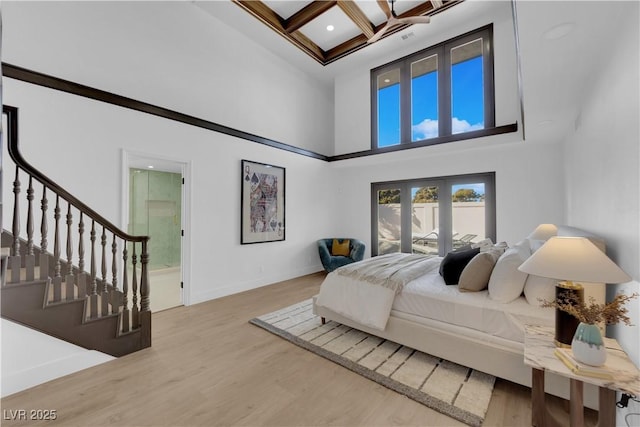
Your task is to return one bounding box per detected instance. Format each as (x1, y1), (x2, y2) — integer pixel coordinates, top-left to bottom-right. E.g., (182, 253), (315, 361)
(485, 241), (508, 255)
(471, 238), (493, 251)
(488, 247), (529, 303)
(513, 239), (532, 259)
(528, 238), (546, 253)
(524, 275), (557, 306)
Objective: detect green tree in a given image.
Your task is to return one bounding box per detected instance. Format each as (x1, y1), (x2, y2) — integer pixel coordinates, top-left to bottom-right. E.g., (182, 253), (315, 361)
(378, 189), (400, 204)
(412, 187), (438, 203)
(452, 188), (482, 202)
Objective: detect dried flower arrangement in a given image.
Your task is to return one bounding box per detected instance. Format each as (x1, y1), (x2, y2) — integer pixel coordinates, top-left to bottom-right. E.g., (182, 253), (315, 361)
(542, 292), (639, 325)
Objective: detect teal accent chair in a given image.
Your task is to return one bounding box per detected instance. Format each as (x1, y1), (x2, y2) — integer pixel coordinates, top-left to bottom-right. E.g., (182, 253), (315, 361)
(317, 238), (366, 273)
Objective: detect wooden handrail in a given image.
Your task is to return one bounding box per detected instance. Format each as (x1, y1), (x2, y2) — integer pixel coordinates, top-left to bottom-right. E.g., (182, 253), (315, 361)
(3, 104), (152, 347)
(3, 105), (148, 244)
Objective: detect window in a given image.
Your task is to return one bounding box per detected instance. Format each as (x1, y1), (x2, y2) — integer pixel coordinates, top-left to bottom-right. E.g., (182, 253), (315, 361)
(377, 69), (401, 147)
(372, 26), (494, 148)
(411, 55), (438, 141)
(371, 173), (495, 256)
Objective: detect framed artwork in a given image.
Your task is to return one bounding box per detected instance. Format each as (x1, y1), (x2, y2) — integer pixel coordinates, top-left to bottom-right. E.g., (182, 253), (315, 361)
(241, 160), (285, 244)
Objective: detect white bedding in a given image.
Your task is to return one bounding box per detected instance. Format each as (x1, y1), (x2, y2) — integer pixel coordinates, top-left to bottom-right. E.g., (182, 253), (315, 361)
(314, 274), (396, 331)
(315, 253), (554, 341)
(315, 253), (441, 331)
(392, 263), (554, 343)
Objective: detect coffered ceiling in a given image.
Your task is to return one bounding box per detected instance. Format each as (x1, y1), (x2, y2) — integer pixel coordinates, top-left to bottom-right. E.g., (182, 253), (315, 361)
(232, 0), (464, 65)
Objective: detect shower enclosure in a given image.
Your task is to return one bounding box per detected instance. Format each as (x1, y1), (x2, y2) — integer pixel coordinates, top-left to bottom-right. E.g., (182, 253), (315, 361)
(129, 168), (182, 311)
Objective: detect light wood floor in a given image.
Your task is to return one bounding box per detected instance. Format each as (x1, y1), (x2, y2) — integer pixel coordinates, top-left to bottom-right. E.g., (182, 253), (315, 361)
(1, 272), (596, 426)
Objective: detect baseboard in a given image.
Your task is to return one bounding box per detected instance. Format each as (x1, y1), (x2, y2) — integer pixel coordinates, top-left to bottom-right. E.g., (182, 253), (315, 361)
(189, 265), (323, 305)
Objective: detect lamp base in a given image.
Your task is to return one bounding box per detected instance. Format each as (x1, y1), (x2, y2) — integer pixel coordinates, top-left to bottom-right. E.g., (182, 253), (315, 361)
(554, 281), (584, 347)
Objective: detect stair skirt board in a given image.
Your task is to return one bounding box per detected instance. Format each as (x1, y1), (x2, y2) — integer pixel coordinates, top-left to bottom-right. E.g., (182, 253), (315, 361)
(1, 279), (145, 357)
(1, 318), (115, 397)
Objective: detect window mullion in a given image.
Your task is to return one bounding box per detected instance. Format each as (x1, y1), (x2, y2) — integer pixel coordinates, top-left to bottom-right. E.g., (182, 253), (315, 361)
(370, 71), (379, 149)
(440, 46), (452, 137)
(400, 183), (413, 252)
(400, 62), (412, 144)
(484, 32), (495, 129)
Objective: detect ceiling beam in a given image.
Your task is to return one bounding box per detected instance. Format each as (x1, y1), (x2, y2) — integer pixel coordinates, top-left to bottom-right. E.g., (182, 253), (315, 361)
(325, 34), (369, 63)
(285, 1), (337, 33)
(234, 0), (286, 32)
(290, 31), (327, 62)
(233, 0), (467, 66)
(337, 1), (375, 40)
(398, 2), (436, 19)
(233, 0), (327, 65)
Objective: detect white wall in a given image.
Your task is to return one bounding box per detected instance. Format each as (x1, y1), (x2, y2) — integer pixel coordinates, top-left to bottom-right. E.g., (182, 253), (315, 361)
(1, 319), (114, 397)
(563, 4), (639, 367)
(329, 134), (566, 253)
(334, 0), (519, 155)
(1, 1), (334, 156)
(329, 0), (556, 251)
(2, 78), (334, 305)
(1, 1), (339, 303)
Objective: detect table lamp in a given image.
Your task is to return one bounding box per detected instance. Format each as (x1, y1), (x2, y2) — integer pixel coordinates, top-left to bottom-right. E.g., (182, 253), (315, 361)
(518, 236), (631, 347)
(527, 223), (558, 241)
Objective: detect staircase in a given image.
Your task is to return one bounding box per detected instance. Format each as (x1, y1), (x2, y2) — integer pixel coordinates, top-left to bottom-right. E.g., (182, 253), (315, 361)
(1, 105), (151, 357)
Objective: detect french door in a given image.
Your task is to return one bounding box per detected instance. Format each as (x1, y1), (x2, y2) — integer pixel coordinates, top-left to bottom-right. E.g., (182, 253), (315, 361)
(372, 173), (495, 256)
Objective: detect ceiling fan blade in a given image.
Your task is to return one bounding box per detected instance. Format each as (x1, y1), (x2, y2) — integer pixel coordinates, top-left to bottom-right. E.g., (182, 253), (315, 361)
(377, 0), (392, 19)
(398, 16), (431, 25)
(368, 21), (392, 43)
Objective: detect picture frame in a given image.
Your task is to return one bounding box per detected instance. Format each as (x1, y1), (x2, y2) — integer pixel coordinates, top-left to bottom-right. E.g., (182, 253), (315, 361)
(241, 160), (285, 244)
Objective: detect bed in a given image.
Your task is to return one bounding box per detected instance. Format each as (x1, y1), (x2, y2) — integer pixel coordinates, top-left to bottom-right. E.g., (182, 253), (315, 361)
(312, 226), (605, 409)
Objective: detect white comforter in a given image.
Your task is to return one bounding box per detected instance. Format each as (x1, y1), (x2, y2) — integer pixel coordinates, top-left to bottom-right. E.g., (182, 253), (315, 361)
(314, 253), (441, 330)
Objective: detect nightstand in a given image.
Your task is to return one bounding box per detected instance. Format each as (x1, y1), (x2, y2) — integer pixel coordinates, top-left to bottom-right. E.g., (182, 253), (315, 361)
(524, 325), (640, 427)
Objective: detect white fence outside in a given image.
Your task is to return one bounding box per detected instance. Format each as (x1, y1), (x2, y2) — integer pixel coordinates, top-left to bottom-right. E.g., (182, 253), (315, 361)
(378, 202), (485, 253)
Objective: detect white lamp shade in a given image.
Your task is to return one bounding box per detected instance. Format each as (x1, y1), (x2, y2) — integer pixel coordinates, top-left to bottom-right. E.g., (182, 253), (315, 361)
(527, 223), (558, 240)
(518, 237), (631, 283)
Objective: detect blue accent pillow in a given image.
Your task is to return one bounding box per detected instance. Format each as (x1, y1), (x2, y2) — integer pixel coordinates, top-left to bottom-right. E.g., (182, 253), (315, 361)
(439, 247), (481, 285)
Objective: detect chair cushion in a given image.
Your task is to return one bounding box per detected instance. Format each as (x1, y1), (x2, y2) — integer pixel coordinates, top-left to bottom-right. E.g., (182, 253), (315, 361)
(332, 239), (351, 256)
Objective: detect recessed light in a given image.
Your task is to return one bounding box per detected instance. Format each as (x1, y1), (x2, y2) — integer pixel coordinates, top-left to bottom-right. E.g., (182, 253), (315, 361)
(326, 24), (334, 32)
(384, 78), (390, 83)
(147, 165), (155, 169)
(543, 23), (575, 40)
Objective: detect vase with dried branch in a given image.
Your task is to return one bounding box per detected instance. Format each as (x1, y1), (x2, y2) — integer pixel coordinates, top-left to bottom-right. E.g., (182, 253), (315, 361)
(543, 292), (638, 325)
(542, 292), (638, 366)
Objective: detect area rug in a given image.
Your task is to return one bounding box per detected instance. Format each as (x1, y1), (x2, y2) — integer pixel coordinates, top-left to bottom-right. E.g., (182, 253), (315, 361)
(249, 299), (495, 427)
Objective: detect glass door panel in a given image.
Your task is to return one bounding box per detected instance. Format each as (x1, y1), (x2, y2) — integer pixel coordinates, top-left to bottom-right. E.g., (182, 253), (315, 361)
(129, 168), (182, 312)
(411, 185), (440, 255)
(377, 188), (402, 255)
(130, 169), (182, 270)
(451, 182), (485, 249)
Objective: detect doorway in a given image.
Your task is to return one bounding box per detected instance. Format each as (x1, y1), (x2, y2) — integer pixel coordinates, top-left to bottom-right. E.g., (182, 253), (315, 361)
(124, 151), (189, 312)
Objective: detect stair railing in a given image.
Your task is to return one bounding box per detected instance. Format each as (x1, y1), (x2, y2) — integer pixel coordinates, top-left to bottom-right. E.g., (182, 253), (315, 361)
(3, 105), (150, 347)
